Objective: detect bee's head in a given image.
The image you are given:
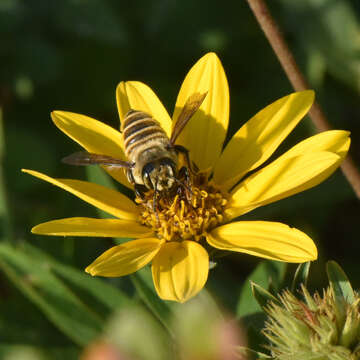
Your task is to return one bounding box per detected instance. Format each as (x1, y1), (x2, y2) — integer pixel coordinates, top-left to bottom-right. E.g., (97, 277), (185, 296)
(142, 158), (177, 191)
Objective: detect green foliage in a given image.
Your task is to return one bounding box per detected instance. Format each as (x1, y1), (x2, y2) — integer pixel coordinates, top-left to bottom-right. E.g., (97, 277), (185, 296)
(103, 305), (173, 360)
(0, 242), (128, 345)
(130, 268), (174, 335)
(1, 0), (359, 358)
(0, 345), (79, 360)
(251, 281), (279, 309)
(237, 261), (286, 318)
(327, 260), (355, 304)
(0, 110), (12, 239)
(291, 262), (311, 292)
(280, 0), (360, 92)
(258, 262), (360, 360)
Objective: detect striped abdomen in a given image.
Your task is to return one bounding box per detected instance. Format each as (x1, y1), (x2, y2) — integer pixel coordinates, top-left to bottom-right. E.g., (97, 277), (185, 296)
(122, 110), (170, 161)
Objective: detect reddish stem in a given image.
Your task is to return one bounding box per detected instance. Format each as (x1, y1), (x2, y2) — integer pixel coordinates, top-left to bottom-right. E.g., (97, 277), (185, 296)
(247, 0), (360, 199)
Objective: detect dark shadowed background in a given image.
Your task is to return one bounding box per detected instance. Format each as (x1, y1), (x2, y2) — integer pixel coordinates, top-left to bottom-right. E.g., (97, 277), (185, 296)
(1, 0), (360, 358)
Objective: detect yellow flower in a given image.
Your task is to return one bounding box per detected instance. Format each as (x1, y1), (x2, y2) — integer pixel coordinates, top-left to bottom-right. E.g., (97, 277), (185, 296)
(23, 53), (350, 303)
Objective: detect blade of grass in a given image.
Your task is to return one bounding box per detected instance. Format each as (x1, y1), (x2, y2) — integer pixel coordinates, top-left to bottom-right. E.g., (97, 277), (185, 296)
(22, 242), (131, 311)
(0, 243), (103, 345)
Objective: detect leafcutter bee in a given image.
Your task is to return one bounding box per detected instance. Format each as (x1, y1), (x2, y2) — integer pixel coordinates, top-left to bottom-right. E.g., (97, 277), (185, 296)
(62, 92), (207, 198)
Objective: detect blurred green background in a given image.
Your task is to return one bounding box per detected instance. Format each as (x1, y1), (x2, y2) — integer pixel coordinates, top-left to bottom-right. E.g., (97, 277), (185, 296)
(1, 0), (360, 358)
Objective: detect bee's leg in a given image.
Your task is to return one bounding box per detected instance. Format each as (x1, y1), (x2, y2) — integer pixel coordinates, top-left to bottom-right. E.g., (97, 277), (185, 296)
(173, 145), (198, 174)
(128, 169), (146, 199)
(178, 166), (193, 201)
(179, 166), (191, 185)
(134, 184), (147, 199)
(153, 181), (160, 224)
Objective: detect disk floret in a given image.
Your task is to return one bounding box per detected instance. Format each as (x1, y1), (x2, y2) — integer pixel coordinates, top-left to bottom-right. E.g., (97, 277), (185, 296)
(136, 173), (228, 242)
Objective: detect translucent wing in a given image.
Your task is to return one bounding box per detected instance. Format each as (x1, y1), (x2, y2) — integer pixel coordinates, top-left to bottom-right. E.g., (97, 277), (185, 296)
(170, 92), (207, 146)
(62, 151), (132, 168)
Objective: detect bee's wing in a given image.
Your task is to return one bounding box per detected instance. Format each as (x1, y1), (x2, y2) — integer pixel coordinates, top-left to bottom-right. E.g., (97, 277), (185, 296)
(62, 151), (132, 168)
(169, 92), (207, 146)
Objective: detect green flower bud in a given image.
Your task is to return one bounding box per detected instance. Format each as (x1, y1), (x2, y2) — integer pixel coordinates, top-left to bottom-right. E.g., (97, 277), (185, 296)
(263, 285), (360, 360)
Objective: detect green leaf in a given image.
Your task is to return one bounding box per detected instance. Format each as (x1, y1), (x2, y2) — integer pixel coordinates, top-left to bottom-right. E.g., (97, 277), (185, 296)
(326, 260), (355, 304)
(0, 344), (80, 360)
(280, 0), (360, 92)
(306, 47), (326, 86)
(22, 242), (131, 311)
(0, 242), (103, 345)
(251, 281), (279, 309)
(0, 283), (73, 346)
(0, 109), (13, 240)
(130, 267), (173, 335)
(291, 262), (311, 292)
(237, 261), (286, 318)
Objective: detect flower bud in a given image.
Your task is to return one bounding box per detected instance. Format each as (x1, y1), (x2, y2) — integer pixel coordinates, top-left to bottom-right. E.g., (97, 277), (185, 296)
(263, 285), (360, 360)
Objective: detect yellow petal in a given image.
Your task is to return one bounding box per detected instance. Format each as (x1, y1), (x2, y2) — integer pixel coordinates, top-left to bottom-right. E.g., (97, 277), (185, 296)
(51, 111), (131, 188)
(32, 217), (153, 238)
(86, 238), (163, 277)
(116, 81), (172, 137)
(151, 241), (209, 303)
(172, 53), (229, 171)
(274, 130), (350, 161)
(22, 169), (138, 220)
(227, 151), (341, 219)
(207, 221), (317, 262)
(213, 90), (315, 190)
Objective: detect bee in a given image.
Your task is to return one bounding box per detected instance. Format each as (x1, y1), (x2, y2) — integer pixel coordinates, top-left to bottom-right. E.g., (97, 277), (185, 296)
(62, 92), (207, 198)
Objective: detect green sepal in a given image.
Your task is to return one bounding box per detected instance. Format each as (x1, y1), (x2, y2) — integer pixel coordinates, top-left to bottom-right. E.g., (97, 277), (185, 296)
(291, 261), (311, 293)
(251, 281), (279, 309)
(237, 261), (286, 318)
(326, 260), (355, 304)
(234, 346), (271, 359)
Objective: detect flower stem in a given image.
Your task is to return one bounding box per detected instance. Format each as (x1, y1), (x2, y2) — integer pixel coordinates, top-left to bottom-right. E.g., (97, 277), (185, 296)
(246, 0), (360, 199)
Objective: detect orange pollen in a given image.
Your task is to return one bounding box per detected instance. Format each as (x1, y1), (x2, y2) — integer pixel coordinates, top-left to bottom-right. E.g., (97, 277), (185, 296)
(135, 174), (228, 242)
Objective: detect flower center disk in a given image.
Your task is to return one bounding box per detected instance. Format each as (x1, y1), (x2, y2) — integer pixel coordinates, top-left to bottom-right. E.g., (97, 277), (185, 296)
(136, 173), (228, 242)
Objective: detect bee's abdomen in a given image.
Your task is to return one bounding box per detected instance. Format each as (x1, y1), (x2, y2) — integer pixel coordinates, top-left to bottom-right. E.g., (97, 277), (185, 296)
(123, 110), (169, 158)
